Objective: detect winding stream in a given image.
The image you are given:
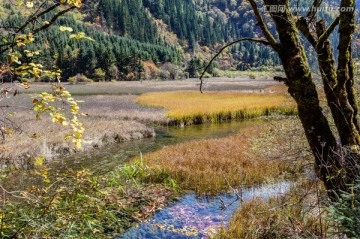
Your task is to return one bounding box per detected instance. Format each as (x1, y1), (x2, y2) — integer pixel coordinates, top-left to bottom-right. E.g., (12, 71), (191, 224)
(6, 119), (290, 238)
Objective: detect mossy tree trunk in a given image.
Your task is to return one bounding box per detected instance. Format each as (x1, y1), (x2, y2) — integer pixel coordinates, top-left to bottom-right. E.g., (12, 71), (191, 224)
(249, 0), (360, 195)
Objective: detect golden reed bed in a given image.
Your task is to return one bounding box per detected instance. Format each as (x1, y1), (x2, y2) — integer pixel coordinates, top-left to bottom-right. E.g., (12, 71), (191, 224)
(136, 91), (297, 125)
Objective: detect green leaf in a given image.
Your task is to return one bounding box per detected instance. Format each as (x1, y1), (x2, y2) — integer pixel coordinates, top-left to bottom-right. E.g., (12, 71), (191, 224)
(15, 1), (23, 6)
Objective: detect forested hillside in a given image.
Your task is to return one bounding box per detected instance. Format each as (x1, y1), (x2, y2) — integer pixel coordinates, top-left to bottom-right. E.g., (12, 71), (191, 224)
(0, 0), (358, 81)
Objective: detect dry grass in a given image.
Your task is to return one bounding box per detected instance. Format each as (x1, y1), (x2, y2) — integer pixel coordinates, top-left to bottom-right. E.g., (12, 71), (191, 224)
(0, 94), (161, 168)
(0, 113), (154, 168)
(77, 95), (169, 124)
(25, 78), (283, 95)
(217, 179), (330, 239)
(136, 91), (297, 125)
(136, 125), (288, 194)
(265, 85), (289, 93)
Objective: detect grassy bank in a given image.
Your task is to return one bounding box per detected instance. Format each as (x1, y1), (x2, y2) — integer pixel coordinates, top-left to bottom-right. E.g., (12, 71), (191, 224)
(126, 122), (297, 194)
(136, 91), (297, 125)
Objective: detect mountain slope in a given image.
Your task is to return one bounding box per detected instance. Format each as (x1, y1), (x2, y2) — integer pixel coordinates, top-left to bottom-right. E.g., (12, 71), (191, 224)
(0, 0), (358, 81)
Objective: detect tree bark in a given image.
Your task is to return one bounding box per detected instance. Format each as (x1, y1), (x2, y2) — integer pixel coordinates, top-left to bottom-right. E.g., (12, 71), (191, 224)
(334, 0), (360, 146)
(315, 20), (360, 147)
(262, 0), (341, 192)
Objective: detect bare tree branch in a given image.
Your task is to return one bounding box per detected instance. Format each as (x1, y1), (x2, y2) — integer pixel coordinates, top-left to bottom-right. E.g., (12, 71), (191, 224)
(16, 2), (61, 34)
(0, 0), (87, 55)
(33, 5), (78, 34)
(199, 38), (271, 93)
(316, 17), (340, 51)
(247, 0), (279, 49)
(296, 17), (318, 47)
(308, 0), (323, 22)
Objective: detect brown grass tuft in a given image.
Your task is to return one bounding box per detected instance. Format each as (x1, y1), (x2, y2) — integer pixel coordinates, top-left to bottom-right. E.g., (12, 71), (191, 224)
(138, 125), (288, 194)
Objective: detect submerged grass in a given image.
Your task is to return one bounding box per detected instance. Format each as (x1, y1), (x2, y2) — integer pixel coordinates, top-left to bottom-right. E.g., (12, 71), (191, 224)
(130, 124), (290, 194)
(136, 91), (297, 125)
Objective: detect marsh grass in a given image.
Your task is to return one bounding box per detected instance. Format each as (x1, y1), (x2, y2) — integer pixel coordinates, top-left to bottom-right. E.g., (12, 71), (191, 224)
(217, 179), (330, 239)
(130, 125), (289, 194)
(136, 91), (297, 125)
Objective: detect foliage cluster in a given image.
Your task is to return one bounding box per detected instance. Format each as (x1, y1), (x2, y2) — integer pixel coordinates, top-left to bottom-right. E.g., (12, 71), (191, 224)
(1, 164), (177, 238)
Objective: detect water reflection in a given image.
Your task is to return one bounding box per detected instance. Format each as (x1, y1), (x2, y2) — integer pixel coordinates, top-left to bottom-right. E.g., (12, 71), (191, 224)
(119, 182), (290, 239)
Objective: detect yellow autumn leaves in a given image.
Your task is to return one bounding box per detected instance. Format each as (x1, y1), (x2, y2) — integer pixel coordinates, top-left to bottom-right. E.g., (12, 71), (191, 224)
(33, 86), (86, 149)
(17, 0), (83, 9)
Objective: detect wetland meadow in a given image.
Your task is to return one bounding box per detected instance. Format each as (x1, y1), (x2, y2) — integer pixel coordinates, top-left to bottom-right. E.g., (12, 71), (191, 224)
(0, 77), (329, 238)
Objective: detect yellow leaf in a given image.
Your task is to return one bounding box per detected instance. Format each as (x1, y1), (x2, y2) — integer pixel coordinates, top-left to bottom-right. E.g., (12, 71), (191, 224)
(26, 1), (33, 8)
(16, 42), (26, 47)
(59, 26), (73, 32)
(21, 82), (30, 89)
(35, 157), (44, 167)
(73, 0), (82, 8)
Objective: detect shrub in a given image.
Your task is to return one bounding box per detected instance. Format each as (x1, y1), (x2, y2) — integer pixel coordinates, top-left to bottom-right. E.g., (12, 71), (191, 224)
(202, 72), (211, 78)
(94, 68), (106, 82)
(158, 70), (170, 80)
(212, 68), (223, 77)
(160, 62), (182, 80)
(108, 64), (119, 80)
(247, 72), (257, 79)
(68, 74), (93, 84)
(327, 180), (360, 238)
(144, 60), (160, 80)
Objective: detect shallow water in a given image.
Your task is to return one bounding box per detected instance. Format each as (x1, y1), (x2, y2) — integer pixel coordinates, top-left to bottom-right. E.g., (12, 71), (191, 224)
(6, 120), (260, 190)
(119, 182), (290, 239)
(48, 119), (260, 174)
